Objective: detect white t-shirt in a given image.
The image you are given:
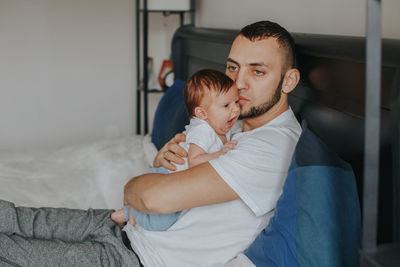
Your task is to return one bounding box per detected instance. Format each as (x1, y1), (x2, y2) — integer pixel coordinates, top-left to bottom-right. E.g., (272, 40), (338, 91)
(124, 108), (301, 267)
(173, 117), (231, 172)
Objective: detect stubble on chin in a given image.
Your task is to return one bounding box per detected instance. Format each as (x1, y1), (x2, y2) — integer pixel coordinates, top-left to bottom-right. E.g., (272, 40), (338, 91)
(239, 84), (282, 119)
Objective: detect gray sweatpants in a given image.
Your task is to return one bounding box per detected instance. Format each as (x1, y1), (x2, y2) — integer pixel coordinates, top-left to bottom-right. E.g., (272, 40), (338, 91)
(0, 200), (140, 267)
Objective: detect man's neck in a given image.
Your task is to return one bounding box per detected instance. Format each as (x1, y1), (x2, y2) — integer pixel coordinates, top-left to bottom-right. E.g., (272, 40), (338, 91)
(242, 99), (289, 132)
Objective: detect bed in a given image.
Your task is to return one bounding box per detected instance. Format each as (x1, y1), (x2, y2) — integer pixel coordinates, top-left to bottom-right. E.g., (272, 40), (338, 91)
(0, 25), (399, 266)
(0, 135), (157, 210)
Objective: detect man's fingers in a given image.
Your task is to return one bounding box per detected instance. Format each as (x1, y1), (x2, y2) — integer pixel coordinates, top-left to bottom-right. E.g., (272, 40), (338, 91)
(173, 133), (186, 143)
(164, 148), (185, 165)
(160, 157), (177, 171)
(167, 141), (188, 158)
(153, 133), (188, 169)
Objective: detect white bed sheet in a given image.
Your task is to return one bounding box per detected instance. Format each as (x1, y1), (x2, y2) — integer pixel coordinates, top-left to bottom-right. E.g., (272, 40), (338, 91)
(0, 135), (158, 210)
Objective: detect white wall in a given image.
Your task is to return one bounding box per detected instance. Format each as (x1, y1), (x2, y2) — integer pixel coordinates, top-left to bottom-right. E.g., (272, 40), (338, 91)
(0, 0), (135, 151)
(195, 0), (400, 38)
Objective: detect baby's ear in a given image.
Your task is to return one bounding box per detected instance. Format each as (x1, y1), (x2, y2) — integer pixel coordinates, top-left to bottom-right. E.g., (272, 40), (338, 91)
(194, 107), (208, 120)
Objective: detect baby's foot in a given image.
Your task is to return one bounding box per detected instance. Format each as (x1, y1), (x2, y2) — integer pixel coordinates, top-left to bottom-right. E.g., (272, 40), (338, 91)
(111, 209), (127, 228)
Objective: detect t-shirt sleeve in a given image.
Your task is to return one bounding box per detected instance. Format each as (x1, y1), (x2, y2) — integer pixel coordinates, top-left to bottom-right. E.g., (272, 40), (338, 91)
(185, 123), (219, 153)
(209, 128), (298, 216)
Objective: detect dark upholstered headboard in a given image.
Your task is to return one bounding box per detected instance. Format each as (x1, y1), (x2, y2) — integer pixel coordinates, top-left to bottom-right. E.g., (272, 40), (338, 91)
(171, 25), (400, 244)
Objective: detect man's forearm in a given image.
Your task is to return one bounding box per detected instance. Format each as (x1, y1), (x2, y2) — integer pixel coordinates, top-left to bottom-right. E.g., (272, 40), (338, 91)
(124, 162), (239, 214)
(124, 173), (162, 214)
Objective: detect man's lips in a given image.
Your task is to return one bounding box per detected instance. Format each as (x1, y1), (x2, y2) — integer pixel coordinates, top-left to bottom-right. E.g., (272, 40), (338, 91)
(238, 96), (249, 105)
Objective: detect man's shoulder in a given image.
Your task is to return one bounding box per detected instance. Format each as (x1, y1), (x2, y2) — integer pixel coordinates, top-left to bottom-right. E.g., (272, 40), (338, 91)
(258, 108), (301, 136)
(266, 107), (300, 127)
(238, 109), (301, 139)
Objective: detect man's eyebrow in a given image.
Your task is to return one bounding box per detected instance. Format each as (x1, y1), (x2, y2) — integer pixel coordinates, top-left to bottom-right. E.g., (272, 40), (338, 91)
(226, 58), (239, 64)
(249, 62), (269, 67)
(227, 58), (269, 68)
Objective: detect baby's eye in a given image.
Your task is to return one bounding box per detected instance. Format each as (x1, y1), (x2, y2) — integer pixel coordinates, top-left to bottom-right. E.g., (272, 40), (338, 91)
(235, 99), (239, 104)
(224, 104), (229, 108)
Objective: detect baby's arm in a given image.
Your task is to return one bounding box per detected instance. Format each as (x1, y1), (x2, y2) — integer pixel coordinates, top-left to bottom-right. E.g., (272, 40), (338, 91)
(188, 141), (237, 168)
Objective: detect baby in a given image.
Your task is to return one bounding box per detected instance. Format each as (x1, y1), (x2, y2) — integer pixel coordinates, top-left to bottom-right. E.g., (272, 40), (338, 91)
(111, 69), (240, 230)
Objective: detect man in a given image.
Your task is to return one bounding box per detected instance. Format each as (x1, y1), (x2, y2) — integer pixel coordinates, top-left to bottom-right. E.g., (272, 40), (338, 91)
(0, 21), (301, 267)
(122, 21), (301, 266)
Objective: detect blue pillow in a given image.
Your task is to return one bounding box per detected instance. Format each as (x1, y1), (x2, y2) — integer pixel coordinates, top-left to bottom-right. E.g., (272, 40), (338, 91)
(245, 121), (361, 267)
(151, 80), (189, 150)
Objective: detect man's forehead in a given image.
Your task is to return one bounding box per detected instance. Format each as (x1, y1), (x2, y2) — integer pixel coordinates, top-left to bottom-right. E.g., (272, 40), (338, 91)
(231, 35), (280, 52)
(227, 35), (283, 66)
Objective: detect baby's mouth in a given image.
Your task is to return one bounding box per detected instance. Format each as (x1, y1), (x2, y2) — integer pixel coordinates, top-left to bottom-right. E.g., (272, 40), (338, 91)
(227, 115), (238, 127)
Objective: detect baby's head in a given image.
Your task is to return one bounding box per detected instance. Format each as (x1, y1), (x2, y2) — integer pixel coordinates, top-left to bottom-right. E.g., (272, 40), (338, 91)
(184, 69), (240, 136)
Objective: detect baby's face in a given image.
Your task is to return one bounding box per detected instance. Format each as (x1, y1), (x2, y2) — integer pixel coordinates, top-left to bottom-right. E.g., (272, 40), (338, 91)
(202, 85), (240, 136)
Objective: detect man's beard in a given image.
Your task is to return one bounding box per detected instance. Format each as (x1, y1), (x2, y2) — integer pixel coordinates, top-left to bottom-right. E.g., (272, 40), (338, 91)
(239, 77), (283, 119)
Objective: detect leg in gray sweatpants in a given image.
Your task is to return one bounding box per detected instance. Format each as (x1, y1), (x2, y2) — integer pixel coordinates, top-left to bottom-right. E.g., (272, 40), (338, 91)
(0, 200), (140, 267)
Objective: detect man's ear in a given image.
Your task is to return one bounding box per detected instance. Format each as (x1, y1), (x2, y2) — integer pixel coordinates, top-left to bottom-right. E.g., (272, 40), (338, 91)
(282, 68), (300, 94)
(194, 106), (208, 120)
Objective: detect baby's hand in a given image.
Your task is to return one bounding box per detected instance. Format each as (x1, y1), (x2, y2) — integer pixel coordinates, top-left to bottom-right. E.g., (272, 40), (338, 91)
(220, 140), (238, 154)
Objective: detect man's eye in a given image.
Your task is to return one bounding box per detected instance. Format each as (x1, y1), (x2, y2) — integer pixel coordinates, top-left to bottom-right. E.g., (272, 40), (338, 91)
(227, 65), (238, 71)
(235, 100), (239, 104)
(224, 104), (229, 108)
(254, 70), (264, 75)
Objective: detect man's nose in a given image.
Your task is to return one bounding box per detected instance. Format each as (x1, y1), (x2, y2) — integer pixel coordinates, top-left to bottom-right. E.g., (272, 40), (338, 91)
(235, 69), (247, 90)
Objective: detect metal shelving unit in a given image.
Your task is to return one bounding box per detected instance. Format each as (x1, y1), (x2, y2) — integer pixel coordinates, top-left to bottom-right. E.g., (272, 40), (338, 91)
(360, 0), (400, 266)
(135, 0), (195, 135)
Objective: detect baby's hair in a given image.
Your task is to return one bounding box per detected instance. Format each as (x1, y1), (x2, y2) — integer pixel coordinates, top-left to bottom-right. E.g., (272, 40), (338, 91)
(184, 69), (234, 118)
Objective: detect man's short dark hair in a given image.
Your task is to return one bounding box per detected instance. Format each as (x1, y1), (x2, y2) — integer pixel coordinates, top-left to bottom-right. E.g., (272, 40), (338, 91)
(239, 21), (295, 70)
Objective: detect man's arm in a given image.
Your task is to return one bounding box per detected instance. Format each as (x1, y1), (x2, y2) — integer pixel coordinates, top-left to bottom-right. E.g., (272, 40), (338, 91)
(124, 162), (239, 214)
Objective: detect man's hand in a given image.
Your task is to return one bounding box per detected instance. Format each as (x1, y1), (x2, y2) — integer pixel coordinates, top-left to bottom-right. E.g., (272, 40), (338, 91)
(153, 133), (188, 171)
